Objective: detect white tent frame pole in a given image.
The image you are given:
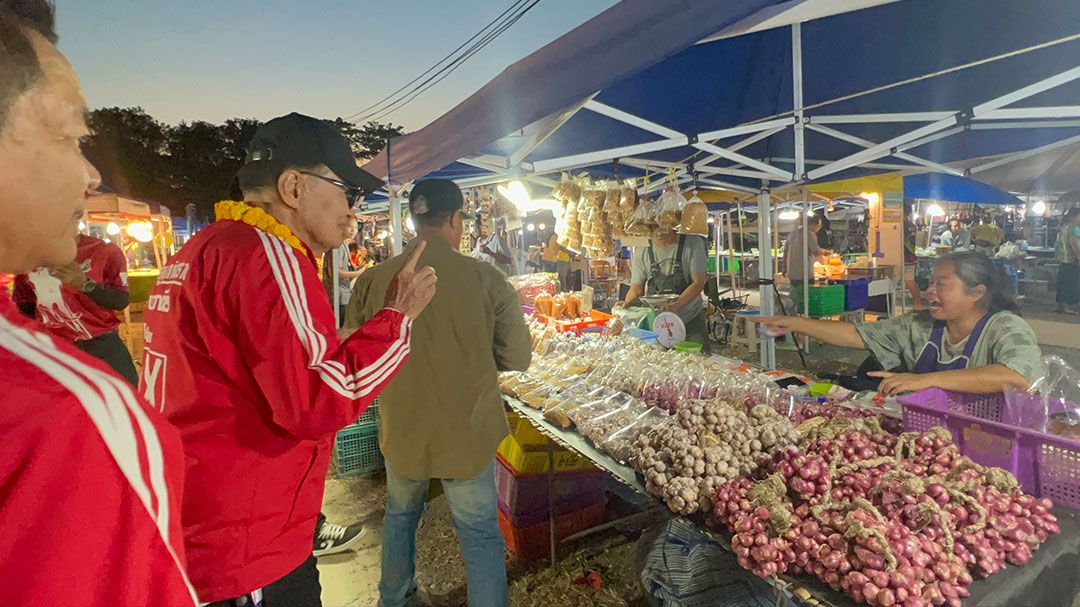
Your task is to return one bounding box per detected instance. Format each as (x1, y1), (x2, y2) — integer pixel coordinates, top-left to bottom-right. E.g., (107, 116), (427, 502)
(531, 138), (685, 173)
(510, 95), (595, 166)
(454, 173), (511, 189)
(695, 141), (793, 180)
(697, 118), (796, 142)
(758, 185), (776, 369)
(389, 185), (403, 257)
(971, 119), (1080, 130)
(458, 157), (508, 172)
(809, 112), (954, 124)
(802, 190), (810, 350)
(584, 100), (684, 138)
(807, 64), (1080, 180)
(969, 133), (1080, 174)
(697, 166), (781, 181)
(792, 23), (806, 181)
(980, 106), (1080, 120)
(804, 123), (964, 176)
(697, 177), (758, 193)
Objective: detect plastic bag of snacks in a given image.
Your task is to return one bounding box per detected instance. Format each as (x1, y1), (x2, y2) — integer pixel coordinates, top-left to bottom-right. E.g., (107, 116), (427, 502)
(624, 197), (656, 237)
(655, 185), (687, 230)
(578, 398), (645, 447)
(544, 384), (608, 429)
(568, 389), (631, 428)
(508, 273), (557, 305)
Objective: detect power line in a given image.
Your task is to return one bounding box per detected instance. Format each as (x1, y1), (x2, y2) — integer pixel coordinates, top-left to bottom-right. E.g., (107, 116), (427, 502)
(363, 0), (540, 124)
(346, 0), (541, 124)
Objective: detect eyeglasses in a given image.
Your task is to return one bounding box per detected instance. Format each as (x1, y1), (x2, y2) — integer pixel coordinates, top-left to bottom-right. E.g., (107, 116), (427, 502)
(300, 171), (365, 209)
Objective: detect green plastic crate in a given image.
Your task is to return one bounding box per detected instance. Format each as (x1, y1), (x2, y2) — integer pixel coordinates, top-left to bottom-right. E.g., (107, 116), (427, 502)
(333, 423), (383, 477)
(793, 284), (845, 317)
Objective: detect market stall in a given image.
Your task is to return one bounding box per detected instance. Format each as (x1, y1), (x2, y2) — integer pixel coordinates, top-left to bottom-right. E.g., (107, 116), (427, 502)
(495, 319), (1080, 606)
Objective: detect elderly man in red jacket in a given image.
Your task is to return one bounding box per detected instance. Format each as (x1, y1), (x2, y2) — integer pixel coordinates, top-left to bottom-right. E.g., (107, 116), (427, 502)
(0, 1), (196, 605)
(140, 113), (437, 606)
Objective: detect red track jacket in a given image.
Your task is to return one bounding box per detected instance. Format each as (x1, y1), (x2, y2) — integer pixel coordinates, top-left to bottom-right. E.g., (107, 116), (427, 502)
(0, 291), (196, 606)
(140, 220), (410, 601)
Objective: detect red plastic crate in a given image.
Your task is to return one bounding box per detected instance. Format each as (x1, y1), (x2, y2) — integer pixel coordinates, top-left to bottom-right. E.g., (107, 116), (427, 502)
(495, 454), (606, 526)
(899, 388), (1080, 509)
(536, 310), (613, 335)
(498, 499), (607, 561)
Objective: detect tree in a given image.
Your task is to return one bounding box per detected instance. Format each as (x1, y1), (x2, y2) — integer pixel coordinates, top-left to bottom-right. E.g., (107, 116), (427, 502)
(329, 118), (405, 161)
(83, 107), (171, 204)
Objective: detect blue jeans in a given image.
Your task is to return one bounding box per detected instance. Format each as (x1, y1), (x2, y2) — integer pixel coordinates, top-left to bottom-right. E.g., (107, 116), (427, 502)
(379, 459), (508, 607)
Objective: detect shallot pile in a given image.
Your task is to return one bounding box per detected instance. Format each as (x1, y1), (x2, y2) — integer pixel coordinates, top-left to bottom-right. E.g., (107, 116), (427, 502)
(710, 419), (1060, 607)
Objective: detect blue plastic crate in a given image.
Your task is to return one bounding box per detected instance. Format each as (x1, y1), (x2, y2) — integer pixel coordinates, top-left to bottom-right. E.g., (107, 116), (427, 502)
(353, 397), (379, 429)
(333, 423), (383, 477)
(837, 277), (870, 311)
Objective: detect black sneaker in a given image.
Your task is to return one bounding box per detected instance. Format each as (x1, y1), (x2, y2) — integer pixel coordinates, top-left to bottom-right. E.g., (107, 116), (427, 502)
(313, 519), (368, 556)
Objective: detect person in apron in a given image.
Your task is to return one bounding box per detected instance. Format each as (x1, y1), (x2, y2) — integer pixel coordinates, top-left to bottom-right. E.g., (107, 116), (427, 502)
(620, 231), (710, 352)
(754, 251), (1042, 396)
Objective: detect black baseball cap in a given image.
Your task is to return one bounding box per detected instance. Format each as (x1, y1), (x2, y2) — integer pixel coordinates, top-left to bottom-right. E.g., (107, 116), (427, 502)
(237, 112), (384, 195)
(409, 179), (474, 220)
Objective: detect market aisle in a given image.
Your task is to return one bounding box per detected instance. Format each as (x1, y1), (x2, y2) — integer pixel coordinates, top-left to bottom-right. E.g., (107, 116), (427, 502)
(319, 476), (385, 607)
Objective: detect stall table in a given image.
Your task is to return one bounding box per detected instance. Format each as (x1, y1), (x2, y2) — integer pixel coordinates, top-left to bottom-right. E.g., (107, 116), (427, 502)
(502, 396), (1080, 607)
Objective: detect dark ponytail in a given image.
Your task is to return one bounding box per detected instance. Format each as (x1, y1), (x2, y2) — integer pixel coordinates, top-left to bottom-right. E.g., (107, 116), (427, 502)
(936, 251), (1021, 315)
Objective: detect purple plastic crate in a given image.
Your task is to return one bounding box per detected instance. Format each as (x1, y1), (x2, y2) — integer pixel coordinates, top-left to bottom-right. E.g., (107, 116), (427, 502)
(495, 455), (606, 526)
(899, 388), (1080, 509)
(836, 277), (870, 311)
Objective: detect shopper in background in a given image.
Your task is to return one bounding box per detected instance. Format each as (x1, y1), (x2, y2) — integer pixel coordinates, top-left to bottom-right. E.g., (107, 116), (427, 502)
(347, 179), (532, 607)
(543, 229), (574, 290)
(617, 228), (711, 352)
(14, 231), (139, 384)
(473, 217), (512, 274)
(141, 113), (436, 606)
(782, 214), (830, 289)
(940, 217), (971, 248)
(1054, 207), (1080, 314)
(0, 0), (196, 603)
(322, 220), (364, 324)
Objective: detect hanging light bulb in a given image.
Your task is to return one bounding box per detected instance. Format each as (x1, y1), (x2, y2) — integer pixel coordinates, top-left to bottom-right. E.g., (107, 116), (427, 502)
(1031, 200), (1047, 215)
(526, 223), (536, 232)
(779, 210), (800, 221)
(106, 221), (121, 235)
(926, 203), (945, 218)
(538, 223), (547, 231)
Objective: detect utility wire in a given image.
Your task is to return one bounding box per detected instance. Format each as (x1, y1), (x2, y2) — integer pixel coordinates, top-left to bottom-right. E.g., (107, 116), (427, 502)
(345, 0), (540, 123)
(363, 0), (541, 123)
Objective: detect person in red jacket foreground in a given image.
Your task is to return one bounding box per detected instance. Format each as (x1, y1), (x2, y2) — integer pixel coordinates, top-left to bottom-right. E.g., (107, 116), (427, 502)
(0, 1), (197, 605)
(14, 231), (140, 384)
(141, 113), (437, 606)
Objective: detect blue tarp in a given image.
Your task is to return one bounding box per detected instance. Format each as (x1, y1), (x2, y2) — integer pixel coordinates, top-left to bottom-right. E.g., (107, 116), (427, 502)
(366, 0), (1080, 195)
(903, 173), (1023, 205)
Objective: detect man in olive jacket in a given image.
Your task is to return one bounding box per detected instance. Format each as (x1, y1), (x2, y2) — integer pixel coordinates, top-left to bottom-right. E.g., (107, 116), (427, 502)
(346, 179), (531, 607)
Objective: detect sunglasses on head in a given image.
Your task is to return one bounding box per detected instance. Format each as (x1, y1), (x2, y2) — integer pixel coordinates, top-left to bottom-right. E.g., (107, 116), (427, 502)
(300, 171), (365, 209)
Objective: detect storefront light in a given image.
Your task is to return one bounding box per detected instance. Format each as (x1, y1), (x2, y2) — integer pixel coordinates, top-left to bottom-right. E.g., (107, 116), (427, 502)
(125, 221), (154, 243)
(106, 221), (121, 235)
(778, 210), (799, 221)
(526, 223), (536, 232)
(538, 223), (547, 231)
(1031, 200), (1047, 215)
(926, 204), (945, 218)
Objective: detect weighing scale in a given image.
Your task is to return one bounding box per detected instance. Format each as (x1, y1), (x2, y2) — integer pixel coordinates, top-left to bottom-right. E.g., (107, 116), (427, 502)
(639, 294), (686, 348)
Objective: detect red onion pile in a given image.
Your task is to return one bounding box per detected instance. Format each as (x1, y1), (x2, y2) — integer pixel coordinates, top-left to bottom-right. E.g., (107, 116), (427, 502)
(709, 423), (1061, 607)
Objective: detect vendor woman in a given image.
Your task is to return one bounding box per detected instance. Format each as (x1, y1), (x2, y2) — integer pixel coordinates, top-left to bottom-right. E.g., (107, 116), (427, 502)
(758, 252), (1041, 395)
(618, 227), (710, 352)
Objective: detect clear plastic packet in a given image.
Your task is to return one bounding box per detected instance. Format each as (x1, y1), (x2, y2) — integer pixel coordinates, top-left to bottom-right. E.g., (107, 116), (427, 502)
(624, 197), (655, 237)
(544, 384), (609, 429)
(601, 405), (670, 463)
(1005, 356), (1080, 437)
(655, 186), (687, 230)
(497, 371), (525, 397)
(567, 389), (630, 428)
(578, 399), (645, 447)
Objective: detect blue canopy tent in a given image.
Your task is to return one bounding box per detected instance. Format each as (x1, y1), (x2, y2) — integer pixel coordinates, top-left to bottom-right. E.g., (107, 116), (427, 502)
(364, 0), (1080, 366)
(903, 173), (1024, 206)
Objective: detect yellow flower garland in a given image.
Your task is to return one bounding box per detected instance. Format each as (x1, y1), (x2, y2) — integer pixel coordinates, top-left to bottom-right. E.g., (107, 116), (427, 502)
(214, 200), (306, 253)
